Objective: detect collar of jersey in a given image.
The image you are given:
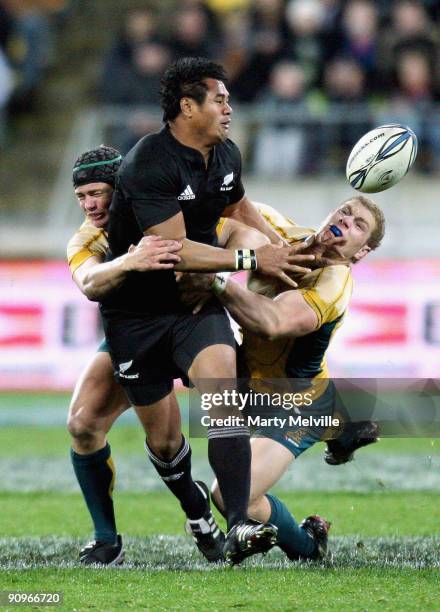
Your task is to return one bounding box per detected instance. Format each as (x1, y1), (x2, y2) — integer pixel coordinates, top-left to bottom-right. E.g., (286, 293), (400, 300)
(163, 124), (213, 166)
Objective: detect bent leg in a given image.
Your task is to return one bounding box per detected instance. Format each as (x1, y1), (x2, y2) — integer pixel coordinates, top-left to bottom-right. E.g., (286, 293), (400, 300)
(67, 351), (130, 545)
(249, 438), (317, 559)
(212, 437), (317, 560)
(212, 437), (292, 519)
(136, 390), (207, 521)
(134, 390), (182, 459)
(68, 351), (130, 454)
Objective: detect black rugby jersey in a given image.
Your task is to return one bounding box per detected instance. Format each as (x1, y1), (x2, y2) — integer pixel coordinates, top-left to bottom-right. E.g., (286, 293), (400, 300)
(101, 125), (245, 316)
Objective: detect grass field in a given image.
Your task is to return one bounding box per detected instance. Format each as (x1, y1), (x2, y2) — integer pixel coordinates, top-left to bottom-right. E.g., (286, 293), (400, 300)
(1, 392), (440, 610)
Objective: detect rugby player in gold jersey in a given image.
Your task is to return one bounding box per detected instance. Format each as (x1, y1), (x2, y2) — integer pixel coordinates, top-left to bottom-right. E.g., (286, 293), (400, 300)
(67, 146), (183, 565)
(180, 196), (384, 560)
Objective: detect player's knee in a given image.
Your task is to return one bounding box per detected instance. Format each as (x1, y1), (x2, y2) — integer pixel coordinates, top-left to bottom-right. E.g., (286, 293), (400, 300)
(67, 411), (99, 448)
(147, 433), (182, 461)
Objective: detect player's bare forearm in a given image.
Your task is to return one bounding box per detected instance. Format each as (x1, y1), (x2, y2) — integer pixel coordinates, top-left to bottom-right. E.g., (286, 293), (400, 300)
(217, 279), (283, 338)
(223, 196), (283, 245)
(146, 211), (236, 272)
(74, 236), (181, 301)
(174, 239), (237, 272)
(74, 256), (132, 301)
(216, 278), (318, 339)
(146, 210), (314, 283)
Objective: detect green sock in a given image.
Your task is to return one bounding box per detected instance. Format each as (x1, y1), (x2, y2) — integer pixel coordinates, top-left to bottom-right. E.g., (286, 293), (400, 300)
(266, 494), (316, 560)
(71, 443), (117, 544)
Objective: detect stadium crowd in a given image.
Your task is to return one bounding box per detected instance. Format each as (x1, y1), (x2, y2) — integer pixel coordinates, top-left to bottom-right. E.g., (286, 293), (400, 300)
(0, 0), (73, 147)
(98, 0), (440, 174)
(2, 0), (440, 173)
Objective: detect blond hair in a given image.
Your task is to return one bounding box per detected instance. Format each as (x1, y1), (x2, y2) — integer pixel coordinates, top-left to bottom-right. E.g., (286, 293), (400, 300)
(344, 195), (385, 251)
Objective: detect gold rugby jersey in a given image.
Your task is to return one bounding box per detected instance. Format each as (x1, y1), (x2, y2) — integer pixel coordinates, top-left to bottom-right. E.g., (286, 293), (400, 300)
(66, 219), (109, 274)
(237, 203), (353, 387)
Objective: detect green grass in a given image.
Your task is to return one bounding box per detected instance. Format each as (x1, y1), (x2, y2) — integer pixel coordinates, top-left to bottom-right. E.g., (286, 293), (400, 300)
(1, 491), (439, 538)
(1, 566), (438, 611)
(1, 393), (439, 610)
(0, 424), (438, 457)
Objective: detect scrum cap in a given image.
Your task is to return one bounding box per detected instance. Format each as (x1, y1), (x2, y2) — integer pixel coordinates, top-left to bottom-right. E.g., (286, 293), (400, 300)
(72, 145), (122, 187)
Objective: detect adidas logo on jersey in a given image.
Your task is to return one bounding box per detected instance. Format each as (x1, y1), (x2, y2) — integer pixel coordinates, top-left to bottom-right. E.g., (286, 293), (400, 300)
(178, 185), (196, 200)
(220, 172), (234, 191)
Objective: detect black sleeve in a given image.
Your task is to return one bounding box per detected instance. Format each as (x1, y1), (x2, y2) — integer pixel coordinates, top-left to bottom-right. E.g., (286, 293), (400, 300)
(227, 141), (245, 206)
(119, 158), (182, 231)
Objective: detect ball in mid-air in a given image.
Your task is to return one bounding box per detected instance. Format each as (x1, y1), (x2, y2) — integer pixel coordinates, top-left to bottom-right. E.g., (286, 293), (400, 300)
(346, 124), (418, 193)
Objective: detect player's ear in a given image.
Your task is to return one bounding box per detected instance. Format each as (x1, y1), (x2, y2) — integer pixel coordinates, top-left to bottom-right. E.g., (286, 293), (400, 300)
(353, 244), (371, 262)
(180, 97), (194, 118)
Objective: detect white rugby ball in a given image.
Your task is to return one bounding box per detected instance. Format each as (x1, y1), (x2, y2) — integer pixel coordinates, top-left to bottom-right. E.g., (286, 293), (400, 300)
(346, 124), (418, 193)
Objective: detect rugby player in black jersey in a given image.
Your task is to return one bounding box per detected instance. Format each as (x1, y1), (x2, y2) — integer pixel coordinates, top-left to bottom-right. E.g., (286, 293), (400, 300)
(101, 57), (316, 564)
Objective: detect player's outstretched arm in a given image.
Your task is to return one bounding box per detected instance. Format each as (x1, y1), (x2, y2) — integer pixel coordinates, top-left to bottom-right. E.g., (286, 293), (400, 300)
(212, 276), (318, 340)
(73, 236), (182, 301)
(145, 211), (315, 285)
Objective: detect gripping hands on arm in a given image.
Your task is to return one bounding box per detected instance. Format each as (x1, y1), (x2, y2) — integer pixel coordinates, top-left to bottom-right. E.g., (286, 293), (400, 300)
(73, 235), (182, 301)
(146, 211), (315, 286)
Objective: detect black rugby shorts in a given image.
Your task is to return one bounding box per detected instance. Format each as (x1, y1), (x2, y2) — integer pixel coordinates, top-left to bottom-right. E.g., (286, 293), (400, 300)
(103, 300), (235, 405)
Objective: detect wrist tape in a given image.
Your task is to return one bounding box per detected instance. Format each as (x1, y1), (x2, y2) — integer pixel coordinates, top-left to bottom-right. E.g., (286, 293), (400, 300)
(212, 272), (229, 296)
(235, 249), (257, 271)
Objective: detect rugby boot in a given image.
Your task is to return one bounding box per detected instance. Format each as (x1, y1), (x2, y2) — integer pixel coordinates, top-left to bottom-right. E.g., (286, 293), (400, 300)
(223, 519), (278, 565)
(325, 420), (379, 465)
(185, 481), (226, 562)
(79, 534), (124, 565)
(299, 515), (331, 559)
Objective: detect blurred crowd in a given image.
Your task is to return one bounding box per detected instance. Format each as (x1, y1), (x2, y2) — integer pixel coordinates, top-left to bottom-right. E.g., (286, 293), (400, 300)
(2, 0), (440, 176)
(0, 0), (72, 146)
(99, 0), (440, 175)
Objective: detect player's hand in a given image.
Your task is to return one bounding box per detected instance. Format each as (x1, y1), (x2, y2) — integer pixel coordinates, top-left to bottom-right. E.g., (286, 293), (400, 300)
(176, 272), (215, 313)
(301, 233), (351, 268)
(255, 242), (315, 288)
(123, 235), (182, 272)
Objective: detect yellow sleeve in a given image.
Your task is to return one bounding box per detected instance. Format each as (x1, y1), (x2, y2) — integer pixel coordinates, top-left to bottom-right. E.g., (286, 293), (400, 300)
(300, 265), (353, 327)
(66, 220), (109, 275)
(256, 203), (315, 242)
(216, 217), (227, 239)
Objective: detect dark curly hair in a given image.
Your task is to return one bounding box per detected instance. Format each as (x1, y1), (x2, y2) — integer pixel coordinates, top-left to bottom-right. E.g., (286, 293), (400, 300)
(72, 145), (122, 188)
(160, 57), (227, 122)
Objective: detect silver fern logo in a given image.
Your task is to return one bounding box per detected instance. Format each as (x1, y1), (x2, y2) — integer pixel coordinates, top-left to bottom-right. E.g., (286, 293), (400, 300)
(220, 172), (234, 191)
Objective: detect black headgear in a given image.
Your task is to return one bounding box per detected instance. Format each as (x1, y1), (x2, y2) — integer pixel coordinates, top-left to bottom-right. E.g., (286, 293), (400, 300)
(72, 145), (122, 188)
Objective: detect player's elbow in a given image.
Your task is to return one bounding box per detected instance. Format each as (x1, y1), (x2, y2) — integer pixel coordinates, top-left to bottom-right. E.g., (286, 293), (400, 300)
(83, 287), (101, 302)
(81, 279), (104, 302)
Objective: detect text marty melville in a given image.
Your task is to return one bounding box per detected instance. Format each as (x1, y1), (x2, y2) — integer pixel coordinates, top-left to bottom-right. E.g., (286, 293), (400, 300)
(200, 415), (340, 428)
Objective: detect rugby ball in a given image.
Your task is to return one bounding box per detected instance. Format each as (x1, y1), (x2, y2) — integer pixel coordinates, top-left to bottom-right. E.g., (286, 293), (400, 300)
(346, 124), (417, 193)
